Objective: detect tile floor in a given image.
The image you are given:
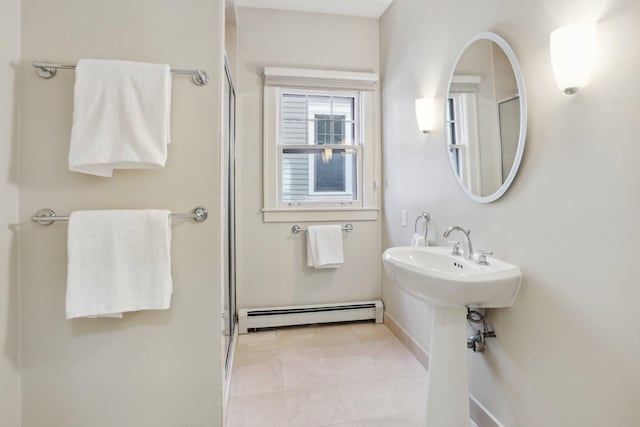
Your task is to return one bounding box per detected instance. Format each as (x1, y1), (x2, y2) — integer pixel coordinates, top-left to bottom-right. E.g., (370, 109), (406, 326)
(225, 321), (478, 427)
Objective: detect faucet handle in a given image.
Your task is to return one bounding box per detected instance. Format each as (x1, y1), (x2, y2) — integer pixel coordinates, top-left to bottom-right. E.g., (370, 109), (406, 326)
(448, 241), (462, 256)
(476, 249), (493, 265)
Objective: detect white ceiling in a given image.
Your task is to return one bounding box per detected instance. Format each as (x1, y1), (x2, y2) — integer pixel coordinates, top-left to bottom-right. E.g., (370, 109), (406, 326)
(234, 0), (394, 19)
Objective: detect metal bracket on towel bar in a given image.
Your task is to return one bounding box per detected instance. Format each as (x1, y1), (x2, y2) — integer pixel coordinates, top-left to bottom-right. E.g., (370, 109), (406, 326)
(31, 206), (209, 226)
(291, 223), (354, 234)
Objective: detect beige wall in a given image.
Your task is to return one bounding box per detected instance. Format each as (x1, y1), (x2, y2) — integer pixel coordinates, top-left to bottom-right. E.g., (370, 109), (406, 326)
(18, 0), (224, 426)
(235, 8), (382, 309)
(380, 0), (640, 425)
(492, 44), (518, 101)
(0, 0), (21, 425)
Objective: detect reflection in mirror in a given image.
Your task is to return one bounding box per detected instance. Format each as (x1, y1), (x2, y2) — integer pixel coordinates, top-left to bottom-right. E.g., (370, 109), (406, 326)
(445, 33), (526, 203)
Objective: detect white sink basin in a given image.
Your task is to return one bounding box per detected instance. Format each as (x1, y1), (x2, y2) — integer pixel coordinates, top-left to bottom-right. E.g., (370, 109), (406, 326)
(382, 246), (522, 427)
(382, 246), (522, 308)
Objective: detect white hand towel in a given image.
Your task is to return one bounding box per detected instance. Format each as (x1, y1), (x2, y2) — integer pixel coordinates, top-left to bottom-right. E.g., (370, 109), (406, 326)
(69, 59), (172, 177)
(306, 225), (344, 269)
(66, 210), (173, 319)
(410, 233), (426, 247)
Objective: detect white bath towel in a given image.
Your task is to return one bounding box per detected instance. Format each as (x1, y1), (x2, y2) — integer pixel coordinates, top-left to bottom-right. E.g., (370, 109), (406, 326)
(66, 210), (173, 319)
(306, 225), (344, 269)
(69, 59), (172, 177)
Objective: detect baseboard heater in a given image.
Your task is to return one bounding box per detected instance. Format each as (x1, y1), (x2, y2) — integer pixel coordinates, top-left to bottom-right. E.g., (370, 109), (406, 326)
(238, 300), (383, 334)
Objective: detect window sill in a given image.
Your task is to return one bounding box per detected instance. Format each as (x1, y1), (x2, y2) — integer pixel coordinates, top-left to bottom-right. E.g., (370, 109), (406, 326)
(262, 207), (379, 223)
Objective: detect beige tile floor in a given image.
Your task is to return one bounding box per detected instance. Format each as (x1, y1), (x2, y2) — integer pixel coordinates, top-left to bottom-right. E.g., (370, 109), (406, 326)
(225, 322), (478, 427)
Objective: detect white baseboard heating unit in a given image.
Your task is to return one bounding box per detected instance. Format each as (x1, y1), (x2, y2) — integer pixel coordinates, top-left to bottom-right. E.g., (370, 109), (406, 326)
(238, 300), (383, 334)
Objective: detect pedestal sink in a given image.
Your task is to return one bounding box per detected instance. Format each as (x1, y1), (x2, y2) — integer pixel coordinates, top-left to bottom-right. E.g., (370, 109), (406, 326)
(382, 246), (522, 427)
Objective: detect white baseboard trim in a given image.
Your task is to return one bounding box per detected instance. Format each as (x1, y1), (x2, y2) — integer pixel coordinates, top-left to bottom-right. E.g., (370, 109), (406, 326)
(383, 310), (429, 369)
(470, 395), (503, 427)
(383, 311), (501, 427)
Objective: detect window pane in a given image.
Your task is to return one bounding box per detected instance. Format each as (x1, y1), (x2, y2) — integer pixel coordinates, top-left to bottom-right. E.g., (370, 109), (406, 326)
(447, 98), (455, 121)
(309, 115), (354, 145)
(282, 94), (307, 145)
(281, 93), (358, 147)
(333, 97), (354, 121)
(281, 149), (357, 203)
(449, 148), (461, 177)
(311, 116), (332, 145)
(447, 122), (457, 145)
(308, 96), (331, 120)
(315, 150), (345, 192)
(332, 119), (355, 145)
(281, 151), (309, 201)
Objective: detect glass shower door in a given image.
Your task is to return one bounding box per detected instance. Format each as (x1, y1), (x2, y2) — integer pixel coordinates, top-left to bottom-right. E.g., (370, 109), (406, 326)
(222, 59), (236, 377)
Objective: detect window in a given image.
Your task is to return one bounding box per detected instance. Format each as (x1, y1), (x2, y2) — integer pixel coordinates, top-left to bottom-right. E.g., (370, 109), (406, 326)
(263, 67), (380, 222)
(446, 96), (462, 178)
(280, 92), (358, 204)
(446, 92), (482, 195)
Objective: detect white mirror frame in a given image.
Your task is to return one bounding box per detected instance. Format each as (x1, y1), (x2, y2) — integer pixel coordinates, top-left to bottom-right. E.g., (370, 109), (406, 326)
(445, 32), (527, 203)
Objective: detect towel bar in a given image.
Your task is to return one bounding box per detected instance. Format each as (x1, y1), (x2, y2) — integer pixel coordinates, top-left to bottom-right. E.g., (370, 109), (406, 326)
(32, 206), (208, 226)
(32, 61), (209, 86)
(291, 223), (353, 234)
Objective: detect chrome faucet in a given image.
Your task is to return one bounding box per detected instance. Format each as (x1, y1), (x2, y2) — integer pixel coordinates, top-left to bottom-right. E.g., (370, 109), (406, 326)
(442, 226), (473, 260)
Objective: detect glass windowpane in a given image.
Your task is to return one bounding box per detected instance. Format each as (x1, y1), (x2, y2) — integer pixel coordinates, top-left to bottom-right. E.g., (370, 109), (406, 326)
(281, 151), (309, 201)
(448, 122), (457, 145)
(308, 96), (331, 120)
(281, 94), (307, 145)
(449, 148), (461, 177)
(281, 149), (357, 202)
(312, 116), (332, 145)
(333, 97), (354, 121)
(447, 98), (455, 121)
(315, 150), (345, 192)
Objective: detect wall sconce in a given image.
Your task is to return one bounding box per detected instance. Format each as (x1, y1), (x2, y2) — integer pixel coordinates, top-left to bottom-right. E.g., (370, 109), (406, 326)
(550, 23), (597, 95)
(415, 97), (434, 134)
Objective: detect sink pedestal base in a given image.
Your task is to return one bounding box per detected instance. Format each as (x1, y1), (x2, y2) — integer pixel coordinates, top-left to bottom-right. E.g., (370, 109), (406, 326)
(425, 306), (470, 427)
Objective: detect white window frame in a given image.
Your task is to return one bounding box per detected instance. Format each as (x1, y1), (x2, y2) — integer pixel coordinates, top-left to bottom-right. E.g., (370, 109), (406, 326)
(262, 67), (380, 223)
(447, 92), (482, 195)
(449, 75), (484, 196)
(277, 88), (362, 208)
(277, 88), (359, 201)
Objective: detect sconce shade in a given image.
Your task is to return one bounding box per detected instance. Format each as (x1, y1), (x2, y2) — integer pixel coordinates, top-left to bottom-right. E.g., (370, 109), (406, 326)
(550, 23), (597, 95)
(415, 97), (434, 134)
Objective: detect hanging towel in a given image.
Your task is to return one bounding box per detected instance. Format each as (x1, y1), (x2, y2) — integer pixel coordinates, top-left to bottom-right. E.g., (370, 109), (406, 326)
(306, 225), (344, 269)
(69, 59), (172, 177)
(66, 210), (173, 319)
(410, 233), (426, 247)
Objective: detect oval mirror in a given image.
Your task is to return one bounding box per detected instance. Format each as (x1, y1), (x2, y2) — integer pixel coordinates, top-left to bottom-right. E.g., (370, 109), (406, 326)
(445, 32), (527, 203)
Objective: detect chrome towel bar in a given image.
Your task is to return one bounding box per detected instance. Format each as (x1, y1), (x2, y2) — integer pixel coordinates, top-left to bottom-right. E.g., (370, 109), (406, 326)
(32, 61), (209, 86)
(32, 206), (208, 226)
(291, 223), (353, 234)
